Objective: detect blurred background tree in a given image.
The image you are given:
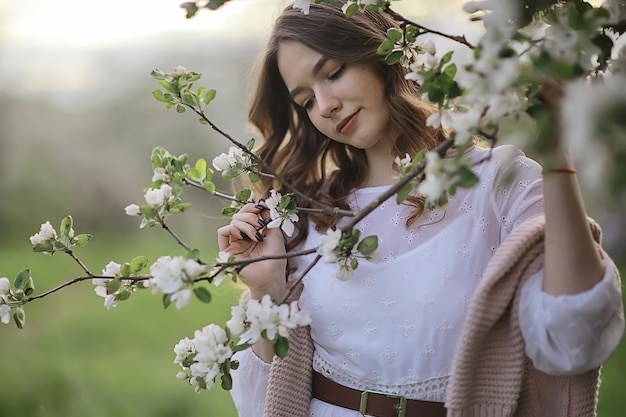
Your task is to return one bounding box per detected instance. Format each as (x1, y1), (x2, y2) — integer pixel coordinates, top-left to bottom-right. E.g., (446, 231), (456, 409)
(0, 0), (624, 416)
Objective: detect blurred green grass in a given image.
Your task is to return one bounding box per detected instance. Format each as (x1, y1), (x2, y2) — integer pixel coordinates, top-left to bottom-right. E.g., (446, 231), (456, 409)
(0, 234), (624, 417)
(0, 233), (240, 417)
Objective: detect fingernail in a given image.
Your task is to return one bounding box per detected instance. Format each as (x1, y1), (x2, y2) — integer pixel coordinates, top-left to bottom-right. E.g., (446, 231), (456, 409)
(240, 231), (251, 241)
(255, 204), (266, 210)
(257, 218), (267, 227)
(255, 231), (264, 242)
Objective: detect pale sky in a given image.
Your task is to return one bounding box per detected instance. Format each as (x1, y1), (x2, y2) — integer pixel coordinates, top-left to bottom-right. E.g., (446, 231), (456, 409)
(0, 0), (472, 47)
(0, 0), (477, 101)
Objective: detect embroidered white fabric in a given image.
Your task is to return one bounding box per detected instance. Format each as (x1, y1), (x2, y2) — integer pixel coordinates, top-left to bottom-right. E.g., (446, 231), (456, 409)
(229, 145), (624, 417)
(313, 353), (449, 402)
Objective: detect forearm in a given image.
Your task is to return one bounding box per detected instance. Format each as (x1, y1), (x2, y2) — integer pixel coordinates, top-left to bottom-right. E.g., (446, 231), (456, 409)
(542, 161), (605, 295)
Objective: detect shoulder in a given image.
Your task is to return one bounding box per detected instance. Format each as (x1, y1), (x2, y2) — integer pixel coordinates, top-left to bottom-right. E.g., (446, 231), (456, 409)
(468, 144), (542, 180)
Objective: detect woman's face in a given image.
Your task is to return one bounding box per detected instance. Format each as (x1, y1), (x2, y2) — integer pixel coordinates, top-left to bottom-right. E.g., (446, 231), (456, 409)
(277, 40), (392, 152)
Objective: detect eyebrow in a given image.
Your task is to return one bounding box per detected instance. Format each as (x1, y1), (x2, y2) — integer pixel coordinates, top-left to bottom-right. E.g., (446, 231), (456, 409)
(288, 55), (329, 100)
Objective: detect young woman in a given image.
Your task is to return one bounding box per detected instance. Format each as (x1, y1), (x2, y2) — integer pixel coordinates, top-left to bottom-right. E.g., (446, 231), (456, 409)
(217, 2), (624, 416)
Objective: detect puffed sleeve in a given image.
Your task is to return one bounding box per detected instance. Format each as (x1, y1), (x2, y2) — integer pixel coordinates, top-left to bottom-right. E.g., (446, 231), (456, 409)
(230, 348), (271, 417)
(519, 258), (624, 375)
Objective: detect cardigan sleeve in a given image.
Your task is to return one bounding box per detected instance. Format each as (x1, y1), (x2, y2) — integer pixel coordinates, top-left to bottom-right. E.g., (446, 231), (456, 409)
(230, 348), (271, 417)
(519, 257), (625, 375)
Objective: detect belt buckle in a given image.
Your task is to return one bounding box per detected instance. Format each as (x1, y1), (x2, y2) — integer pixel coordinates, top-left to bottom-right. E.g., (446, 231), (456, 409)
(359, 391), (407, 417)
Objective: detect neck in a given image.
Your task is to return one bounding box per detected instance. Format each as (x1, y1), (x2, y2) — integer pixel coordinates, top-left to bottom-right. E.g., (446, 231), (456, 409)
(363, 145), (397, 187)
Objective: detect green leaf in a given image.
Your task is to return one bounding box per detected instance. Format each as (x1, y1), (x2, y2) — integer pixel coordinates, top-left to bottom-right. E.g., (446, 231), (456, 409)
(72, 233), (92, 246)
(194, 287), (212, 303)
(245, 138), (256, 150)
(118, 290), (131, 301)
(186, 248), (201, 261)
(273, 336), (289, 358)
(205, 181), (216, 193)
(344, 2), (359, 18)
(187, 167), (203, 181)
(176, 104), (186, 113)
(162, 294), (172, 309)
(456, 168), (479, 188)
(130, 256), (149, 274)
(14, 269), (31, 289)
(152, 89), (172, 103)
(356, 235), (378, 256)
(385, 51), (404, 65)
(247, 171), (261, 183)
(140, 205), (158, 219)
(207, 0), (229, 10)
(387, 28), (403, 43)
(350, 257), (358, 270)
(203, 89), (217, 104)
(221, 207), (239, 217)
(396, 182), (413, 204)
(13, 308), (25, 329)
(376, 39), (394, 56)
(158, 79), (177, 94)
(117, 263), (130, 279)
(236, 189), (252, 201)
(107, 278), (122, 294)
(180, 2), (199, 19)
(150, 69), (168, 80)
(60, 216), (73, 238)
(182, 93), (196, 106)
(221, 372), (233, 391)
(32, 241), (54, 253)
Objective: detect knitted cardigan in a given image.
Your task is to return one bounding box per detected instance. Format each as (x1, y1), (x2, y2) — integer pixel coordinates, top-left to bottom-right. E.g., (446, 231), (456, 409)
(263, 215), (614, 417)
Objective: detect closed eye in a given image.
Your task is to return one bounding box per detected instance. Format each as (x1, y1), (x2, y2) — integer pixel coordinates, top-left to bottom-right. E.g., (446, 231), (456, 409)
(329, 64), (345, 81)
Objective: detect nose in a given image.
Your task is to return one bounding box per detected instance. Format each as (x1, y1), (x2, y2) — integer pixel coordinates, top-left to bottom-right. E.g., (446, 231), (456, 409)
(317, 86), (341, 118)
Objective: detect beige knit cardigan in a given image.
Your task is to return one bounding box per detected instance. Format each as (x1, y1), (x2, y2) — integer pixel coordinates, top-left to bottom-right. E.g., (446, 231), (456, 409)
(263, 215), (614, 417)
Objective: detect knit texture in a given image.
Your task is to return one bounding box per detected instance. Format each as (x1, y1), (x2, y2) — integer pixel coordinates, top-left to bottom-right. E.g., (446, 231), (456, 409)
(264, 215), (611, 417)
(445, 215), (606, 417)
(264, 280), (314, 417)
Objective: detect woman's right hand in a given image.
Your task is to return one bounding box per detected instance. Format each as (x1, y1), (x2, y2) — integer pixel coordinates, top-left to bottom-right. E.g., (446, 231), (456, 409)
(217, 203), (287, 301)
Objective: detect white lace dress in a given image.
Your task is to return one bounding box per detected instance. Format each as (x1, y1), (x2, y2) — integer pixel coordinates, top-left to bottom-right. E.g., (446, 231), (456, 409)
(230, 145), (624, 417)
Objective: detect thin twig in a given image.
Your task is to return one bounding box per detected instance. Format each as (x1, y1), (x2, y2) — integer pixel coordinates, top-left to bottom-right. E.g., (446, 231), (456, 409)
(159, 219), (191, 251)
(383, 4), (475, 50)
(65, 249), (93, 276)
(24, 275), (151, 303)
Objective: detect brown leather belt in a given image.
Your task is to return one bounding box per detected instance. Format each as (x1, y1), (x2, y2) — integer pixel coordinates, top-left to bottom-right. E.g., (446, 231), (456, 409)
(312, 371), (446, 417)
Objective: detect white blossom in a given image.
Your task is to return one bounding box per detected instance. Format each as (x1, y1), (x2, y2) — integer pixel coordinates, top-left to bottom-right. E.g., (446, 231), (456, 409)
(603, 0), (626, 24)
(171, 65), (188, 78)
(211, 251), (232, 286)
(103, 294), (118, 310)
(336, 266), (354, 281)
(212, 153), (234, 172)
(211, 146), (253, 177)
(152, 167), (169, 182)
(171, 288), (193, 309)
(265, 190), (299, 237)
(417, 151), (447, 203)
(29, 221), (57, 245)
(0, 303), (10, 325)
(124, 204), (141, 216)
(149, 256), (204, 295)
(317, 228), (343, 263)
(144, 184), (173, 207)
(226, 301), (247, 337)
(292, 0), (311, 14)
(232, 295), (311, 345)
(0, 277), (10, 296)
(174, 337), (196, 363)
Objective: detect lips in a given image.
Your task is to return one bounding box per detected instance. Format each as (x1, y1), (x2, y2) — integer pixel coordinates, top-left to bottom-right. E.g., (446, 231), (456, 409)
(335, 110), (360, 134)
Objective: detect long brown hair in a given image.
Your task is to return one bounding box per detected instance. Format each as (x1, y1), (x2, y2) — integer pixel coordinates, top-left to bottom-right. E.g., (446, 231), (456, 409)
(248, 1), (447, 249)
